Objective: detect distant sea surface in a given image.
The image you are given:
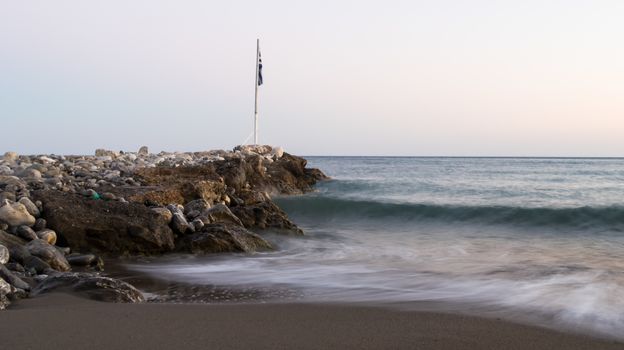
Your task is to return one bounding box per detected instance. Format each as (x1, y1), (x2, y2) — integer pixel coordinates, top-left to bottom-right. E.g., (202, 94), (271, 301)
(129, 157), (624, 338)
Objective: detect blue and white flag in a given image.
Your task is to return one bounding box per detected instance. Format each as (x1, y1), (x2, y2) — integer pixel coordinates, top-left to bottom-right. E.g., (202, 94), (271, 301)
(257, 50), (263, 86)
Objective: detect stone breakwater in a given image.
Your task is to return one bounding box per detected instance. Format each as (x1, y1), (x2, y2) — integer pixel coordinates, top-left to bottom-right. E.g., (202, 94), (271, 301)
(0, 145), (327, 309)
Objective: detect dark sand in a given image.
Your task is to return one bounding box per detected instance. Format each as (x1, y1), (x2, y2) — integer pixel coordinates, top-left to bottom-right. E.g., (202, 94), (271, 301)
(1, 294), (622, 350)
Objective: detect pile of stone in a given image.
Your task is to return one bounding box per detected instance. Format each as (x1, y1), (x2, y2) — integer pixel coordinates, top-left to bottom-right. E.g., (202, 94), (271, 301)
(0, 145), (327, 309)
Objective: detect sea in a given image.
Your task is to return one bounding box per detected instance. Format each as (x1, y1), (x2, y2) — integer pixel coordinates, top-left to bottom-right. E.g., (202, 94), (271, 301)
(126, 157), (624, 339)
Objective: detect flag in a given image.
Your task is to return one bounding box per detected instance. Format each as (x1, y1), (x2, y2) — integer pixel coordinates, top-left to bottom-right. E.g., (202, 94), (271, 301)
(257, 50), (263, 86)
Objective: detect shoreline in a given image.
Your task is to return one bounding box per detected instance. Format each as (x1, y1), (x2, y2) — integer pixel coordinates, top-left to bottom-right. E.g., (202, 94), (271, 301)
(2, 293), (622, 350)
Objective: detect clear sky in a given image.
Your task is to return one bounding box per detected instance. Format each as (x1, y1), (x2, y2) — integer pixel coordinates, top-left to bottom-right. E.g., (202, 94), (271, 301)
(1, 1), (623, 156)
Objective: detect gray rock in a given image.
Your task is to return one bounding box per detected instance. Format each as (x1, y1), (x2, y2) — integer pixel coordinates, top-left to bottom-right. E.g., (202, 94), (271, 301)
(19, 168), (42, 179)
(0, 191), (16, 203)
(138, 146), (149, 156)
(0, 230), (30, 264)
(18, 197), (40, 217)
(191, 218), (204, 232)
(0, 277), (11, 310)
(3, 152), (18, 163)
(0, 265), (30, 291)
(199, 203), (244, 226)
(24, 255), (52, 274)
(166, 204), (184, 216)
(184, 199), (211, 215)
(177, 223), (272, 254)
(0, 200), (36, 227)
(55, 246), (70, 256)
(26, 239), (71, 271)
(33, 272), (145, 303)
(8, 287), (28, 300)
(185, 209), (201, 220)
(16, 225), (38, 241)
(94, 149), (118, 158)
(0, 293), (9, 310)
(33, 218), (46, 231)
(171, 212), (190, 234)
(36, 229), (57, 245)
(5, 262), (25, 273)
(0, 244), (8, 264)
(66, 254), (96, 266)
(0, 277), (11, 295)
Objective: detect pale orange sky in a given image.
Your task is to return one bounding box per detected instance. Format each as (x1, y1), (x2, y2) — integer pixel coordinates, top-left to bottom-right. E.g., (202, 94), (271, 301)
(1, 0), (623, 156)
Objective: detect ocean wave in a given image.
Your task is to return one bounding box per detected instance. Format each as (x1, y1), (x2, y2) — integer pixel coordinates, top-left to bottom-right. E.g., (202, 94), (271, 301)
(276, 195), (624, 231)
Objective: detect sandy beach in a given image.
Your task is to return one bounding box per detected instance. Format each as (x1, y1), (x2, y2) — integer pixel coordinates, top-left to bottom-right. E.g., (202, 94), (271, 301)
(1, 293), (622, 350)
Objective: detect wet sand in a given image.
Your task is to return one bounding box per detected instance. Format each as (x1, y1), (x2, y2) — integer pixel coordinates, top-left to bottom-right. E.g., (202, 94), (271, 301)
(1, 293), (622, 350)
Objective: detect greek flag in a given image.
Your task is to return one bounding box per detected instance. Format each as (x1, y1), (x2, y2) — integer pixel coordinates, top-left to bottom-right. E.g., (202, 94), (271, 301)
(258, 50), (263, 86)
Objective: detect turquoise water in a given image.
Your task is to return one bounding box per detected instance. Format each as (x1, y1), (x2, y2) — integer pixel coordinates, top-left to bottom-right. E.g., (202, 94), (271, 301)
(131, 157), (624, 338)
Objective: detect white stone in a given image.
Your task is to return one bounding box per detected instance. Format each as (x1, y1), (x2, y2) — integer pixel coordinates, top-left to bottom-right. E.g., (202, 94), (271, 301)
(39, 156), (57, 163)
(0, 244), (9, 264)
(271, 146), (284, 159)
(0, 200), (36, 227)
(2, 152), (18, 162)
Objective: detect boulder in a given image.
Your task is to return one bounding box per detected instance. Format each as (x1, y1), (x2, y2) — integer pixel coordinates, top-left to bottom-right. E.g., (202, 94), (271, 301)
(0, 265), (30, 291)
(16, 226), (38, 241)
(138, 146), (149, 156)
(0, 230), (30, 264)
(0, 244), (8, 264)
(3, 152), (18, 163)
(198, 203), (243, 226)
(33, 218), (47, 231)
(19, 168), (42, 179)
(177, 223), (272, 254)
(18, 197), (40, 217)
(171, 212), (190, 234)
(184, 199), (211, 215)
(94, 149), (118, 158)
(231, 200), (303, 235)
(271, 146), (284, 159)
(151, 207), (173, 224)
(0, 278), (10, 310)
(32, 272), (145, 303)
(36, 229), (57, 245)
(26, 239), (71, 272)
(66, 254), (96, 266)
(0, 277), (11, 295)
(0, 200), (36, 227)
(32, 190), (175, 255)
(5, 262), (25, 273)
(0, 293), (9, 310)
(191, 218), (204, 232)
(23, 255), (52, 274)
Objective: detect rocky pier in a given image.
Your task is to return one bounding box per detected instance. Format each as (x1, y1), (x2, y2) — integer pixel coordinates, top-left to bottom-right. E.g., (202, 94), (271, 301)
(0, 145), (327, 308)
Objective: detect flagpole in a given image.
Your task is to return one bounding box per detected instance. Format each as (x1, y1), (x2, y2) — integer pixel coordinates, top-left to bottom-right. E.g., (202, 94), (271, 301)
(254, 38), (259, 145)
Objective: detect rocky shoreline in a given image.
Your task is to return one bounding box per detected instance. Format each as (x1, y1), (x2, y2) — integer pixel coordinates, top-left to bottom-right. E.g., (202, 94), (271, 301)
(0, 145), (327, 308)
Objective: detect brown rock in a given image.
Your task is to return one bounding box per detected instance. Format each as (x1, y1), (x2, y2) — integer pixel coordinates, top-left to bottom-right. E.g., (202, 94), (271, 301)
(177, 223), (272, 254)
(32, 190), (175, 256)
(230, 200), (303, 235)
(0, 230), (30, 264)
(26, 239), (71, 271)
(198, 203), (243, 226)
(32, 272), (145, 303)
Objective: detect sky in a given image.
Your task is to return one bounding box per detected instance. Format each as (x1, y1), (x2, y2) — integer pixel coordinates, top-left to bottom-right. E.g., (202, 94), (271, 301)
(1, 1), (623, 156)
